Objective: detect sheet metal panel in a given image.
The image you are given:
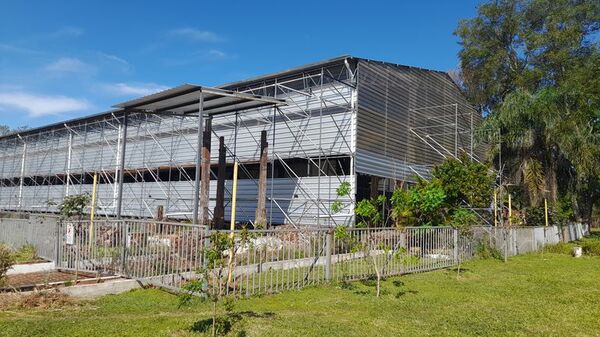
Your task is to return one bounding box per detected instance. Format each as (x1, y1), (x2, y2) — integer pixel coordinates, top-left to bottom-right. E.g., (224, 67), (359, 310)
(355, 60), (484, 181)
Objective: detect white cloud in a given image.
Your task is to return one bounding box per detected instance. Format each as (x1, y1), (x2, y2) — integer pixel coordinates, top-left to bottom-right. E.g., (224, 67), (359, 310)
(0, 43), (43, 55)
(101, 82), (169, 96)
(208, 49), (227, 59)
(48, 26), (84, 38)
(45, 57), (95, 74)
(0, 92), (89, 117)
(98, 52), (129, 67)
(168, 28), (222, 42)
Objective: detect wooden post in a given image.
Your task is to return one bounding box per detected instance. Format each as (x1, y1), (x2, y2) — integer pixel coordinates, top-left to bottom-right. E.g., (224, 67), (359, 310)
(213, 136), (226, 229)
(255, 130), (268, 228)
(370, 176), (379, 198)
(200, 118), (212, 226)
(155, 205), (164, 221)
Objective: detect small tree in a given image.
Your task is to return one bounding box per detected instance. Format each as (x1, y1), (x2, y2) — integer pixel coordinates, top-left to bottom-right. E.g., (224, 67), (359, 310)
(179, 229), (249, 337)
(447, 208), (477, 277)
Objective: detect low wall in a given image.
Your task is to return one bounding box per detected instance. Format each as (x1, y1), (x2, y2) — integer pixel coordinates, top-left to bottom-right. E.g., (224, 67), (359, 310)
(0, 213), (58, 260)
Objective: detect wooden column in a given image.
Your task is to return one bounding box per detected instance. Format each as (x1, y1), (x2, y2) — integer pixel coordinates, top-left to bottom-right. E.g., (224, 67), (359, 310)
(200, 117), (212, 226)
(370, 176), (380, 199)
(213, 136), (226, 229)
(255, 130), (268, 228)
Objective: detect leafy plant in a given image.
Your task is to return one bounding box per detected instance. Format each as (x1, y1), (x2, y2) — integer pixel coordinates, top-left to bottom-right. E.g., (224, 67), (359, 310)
(179, 230), (249, 337)
(355, 195), (386, 227)
(331, 181), (351, 214)
(0, 243), (15, 286)
(431, 155), (494, 208)
(58, 194), (91, 220)
(12, 243), (38, 263)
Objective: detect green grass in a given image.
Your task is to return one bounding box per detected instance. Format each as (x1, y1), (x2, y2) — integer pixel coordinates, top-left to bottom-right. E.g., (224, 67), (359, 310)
(1, 251), (600, 336)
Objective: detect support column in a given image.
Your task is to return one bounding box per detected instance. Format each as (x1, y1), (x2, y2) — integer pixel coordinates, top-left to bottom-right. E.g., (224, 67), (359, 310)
(192, 91), (204, 225)
(200, 117), (212, 226)
(17, 137), (27, 209)
(115, 112), (128, 219)
(255, 130), (268, 228)
(65, 129), (73, 197)
(213, 136), (226, 229)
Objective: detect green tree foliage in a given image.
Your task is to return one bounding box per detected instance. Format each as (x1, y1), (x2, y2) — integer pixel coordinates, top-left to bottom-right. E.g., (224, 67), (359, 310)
(456, 0), (600, 222)
(58, 194), (90, 220)
(431, 155), (494, 208)
(355, 195), (386, 228)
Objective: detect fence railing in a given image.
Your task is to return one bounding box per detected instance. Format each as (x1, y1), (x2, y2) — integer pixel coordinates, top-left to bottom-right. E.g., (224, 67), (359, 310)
(48, 220), (590, 297)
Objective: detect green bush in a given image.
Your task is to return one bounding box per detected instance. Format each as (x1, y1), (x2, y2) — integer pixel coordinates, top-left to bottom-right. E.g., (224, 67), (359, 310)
(475, 240), (503, 260)
(13, 243), (38, 263)
(580, 238), (600, 256)
(542, 242), (575, 255)
(0, 243), (15, 286)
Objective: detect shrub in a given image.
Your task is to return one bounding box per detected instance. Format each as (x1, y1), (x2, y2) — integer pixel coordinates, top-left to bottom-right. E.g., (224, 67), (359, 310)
(580, 238), (600, 256)
(0, 243), (15, 286)
(542, 242), (575, 255)
(13, 243), (38, 263)
(475, 239), (503, 260)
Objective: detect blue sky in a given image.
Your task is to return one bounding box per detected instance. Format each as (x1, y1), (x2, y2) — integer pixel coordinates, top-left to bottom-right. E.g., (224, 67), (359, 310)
(0, 0), (481, 128)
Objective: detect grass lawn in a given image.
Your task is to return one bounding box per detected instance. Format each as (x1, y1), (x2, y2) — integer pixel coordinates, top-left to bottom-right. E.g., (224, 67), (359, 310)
(1, 250), (599, 336)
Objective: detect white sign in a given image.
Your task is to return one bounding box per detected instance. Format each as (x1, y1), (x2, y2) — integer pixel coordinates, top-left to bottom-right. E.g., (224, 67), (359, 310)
(66, 224), (75, 245)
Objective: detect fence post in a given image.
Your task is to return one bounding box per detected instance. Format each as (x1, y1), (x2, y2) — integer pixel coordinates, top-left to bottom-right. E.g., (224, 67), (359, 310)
(325, 229), (333, 282)
(54, 219), (61, 265)
(121, 220), (128, 277)
(453, 229), (458, 264)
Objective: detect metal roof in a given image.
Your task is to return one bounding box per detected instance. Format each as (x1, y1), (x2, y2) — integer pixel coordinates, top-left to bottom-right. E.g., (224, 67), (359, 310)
(114, 84), (286, 116)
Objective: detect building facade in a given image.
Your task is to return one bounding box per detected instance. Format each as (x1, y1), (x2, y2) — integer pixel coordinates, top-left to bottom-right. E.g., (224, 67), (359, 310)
(0, 56), (482, 227)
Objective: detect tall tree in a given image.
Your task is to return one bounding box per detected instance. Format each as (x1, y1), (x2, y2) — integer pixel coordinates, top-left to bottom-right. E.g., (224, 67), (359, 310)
(456, 0), (600, 221)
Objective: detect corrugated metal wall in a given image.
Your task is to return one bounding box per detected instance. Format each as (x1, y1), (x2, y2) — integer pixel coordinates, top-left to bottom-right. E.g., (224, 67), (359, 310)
(355, 59), (484, 182)
(0, 59), (356, 226)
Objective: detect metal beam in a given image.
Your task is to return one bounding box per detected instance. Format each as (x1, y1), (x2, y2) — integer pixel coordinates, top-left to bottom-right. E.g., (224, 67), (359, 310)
(115, 112), (128, 219)
(192, 91), (204, 225)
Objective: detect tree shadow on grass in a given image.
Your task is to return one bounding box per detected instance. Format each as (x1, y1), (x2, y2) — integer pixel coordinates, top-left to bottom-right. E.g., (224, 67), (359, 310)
(190, 311), (275, 336)
(447, 268), (471, 274)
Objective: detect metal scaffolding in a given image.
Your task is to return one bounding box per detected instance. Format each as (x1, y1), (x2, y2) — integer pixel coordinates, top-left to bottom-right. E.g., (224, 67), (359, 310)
(0, 56), (482, 227)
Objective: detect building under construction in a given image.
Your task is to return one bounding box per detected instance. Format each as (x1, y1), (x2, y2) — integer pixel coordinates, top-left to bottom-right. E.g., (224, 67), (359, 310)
(0, 56), (483, 227)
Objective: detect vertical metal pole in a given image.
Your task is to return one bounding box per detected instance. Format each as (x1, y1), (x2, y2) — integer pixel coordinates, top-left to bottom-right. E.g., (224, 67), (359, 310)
(454, 103), (458, 157)
(115, 112), (128, 220)
(470, 109), (474, 160)
(268, 105), (277, 226)
(89, 173), (98, 246)
(192, 91), (204, 225)
(508, 194), (512, 227)
(544, 198), (549, 227)
(325, 229), (333, 281)
(17, 136), (26, 209)
(493, 190), (498, 227)
(65, 129), (73, 197)
(317, 69), (323, 227)
(453, 229), (459, 264)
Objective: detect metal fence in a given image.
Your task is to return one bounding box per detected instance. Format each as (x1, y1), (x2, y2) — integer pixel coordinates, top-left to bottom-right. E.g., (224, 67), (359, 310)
(48, 220), (589, 297)
(0, 214), (590, 297)
(0, 214), (58, 260)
